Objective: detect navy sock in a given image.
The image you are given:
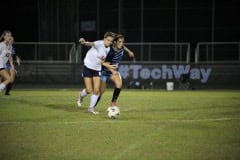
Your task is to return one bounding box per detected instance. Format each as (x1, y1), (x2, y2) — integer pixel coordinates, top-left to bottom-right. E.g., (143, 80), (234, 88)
(112, 88), (121, 104)
(5, 83), (13, 95)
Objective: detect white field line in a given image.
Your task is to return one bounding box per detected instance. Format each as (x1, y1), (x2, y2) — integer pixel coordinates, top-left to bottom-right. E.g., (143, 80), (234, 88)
(0, 117), (240, 125)
(112, 117), (240, 160)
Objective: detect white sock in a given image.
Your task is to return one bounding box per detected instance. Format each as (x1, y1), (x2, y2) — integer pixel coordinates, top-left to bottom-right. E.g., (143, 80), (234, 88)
(80, 89), (87, 97)
(89, 94), (99, 109)
(0, 83), (6, 90)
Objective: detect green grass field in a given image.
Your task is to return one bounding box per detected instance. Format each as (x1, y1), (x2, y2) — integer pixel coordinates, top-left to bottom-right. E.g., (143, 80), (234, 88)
(0, 89), (240, 160)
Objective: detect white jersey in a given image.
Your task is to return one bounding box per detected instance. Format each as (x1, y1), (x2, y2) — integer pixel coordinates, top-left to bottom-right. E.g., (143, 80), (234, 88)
(0, 42), (11, 69)
(84, 40), (110, 71)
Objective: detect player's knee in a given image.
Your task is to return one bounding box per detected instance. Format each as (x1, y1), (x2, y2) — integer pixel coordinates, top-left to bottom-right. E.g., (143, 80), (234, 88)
(5, 77), (11, 84)
(85, 88), (92, 94)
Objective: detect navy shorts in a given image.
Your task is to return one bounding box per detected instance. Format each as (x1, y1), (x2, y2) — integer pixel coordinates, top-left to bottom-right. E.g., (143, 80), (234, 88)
(101, 70), (112, 82)
(101, 70), (121, 83)
(82, 66), (101, 78)
(6, 64), (11, 70)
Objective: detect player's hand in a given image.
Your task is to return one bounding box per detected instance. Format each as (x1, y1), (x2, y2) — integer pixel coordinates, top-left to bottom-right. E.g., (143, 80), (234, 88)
(79, 38), (86, 44)
(108, 64), (118, 70)
(128, 51), (135, 58)
(16, 57), (21, 66)
(112, 70), (119, 75)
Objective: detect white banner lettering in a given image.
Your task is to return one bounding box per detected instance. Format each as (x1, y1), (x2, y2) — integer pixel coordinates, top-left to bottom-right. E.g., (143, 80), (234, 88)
(118, 65), (211, 83)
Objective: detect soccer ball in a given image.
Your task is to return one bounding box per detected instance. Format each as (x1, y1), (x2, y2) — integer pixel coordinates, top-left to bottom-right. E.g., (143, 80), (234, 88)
(107, 106), (120, 119)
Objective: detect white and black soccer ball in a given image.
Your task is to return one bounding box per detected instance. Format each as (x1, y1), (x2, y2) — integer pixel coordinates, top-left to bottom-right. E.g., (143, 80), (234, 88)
(107, 106), (120, 119)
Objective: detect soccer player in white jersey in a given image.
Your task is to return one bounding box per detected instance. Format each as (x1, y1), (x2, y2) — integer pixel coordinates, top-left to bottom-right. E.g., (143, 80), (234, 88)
(4, 36), (21, 95)
(0, 30), (14, 92)
(77, 32), (117, 114)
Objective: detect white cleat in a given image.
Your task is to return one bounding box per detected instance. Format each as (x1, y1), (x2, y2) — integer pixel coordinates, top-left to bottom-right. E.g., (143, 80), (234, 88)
(88, 108), (99, 115)
(77, 95), (83, 107)
(77, 100), (82, 107)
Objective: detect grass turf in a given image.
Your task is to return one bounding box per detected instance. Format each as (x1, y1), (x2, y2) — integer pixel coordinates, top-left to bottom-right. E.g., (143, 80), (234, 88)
(0, 89), (240, 160)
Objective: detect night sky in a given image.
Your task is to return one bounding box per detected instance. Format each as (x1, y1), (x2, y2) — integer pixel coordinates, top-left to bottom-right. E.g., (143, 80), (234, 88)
(1, 0), (240, 43)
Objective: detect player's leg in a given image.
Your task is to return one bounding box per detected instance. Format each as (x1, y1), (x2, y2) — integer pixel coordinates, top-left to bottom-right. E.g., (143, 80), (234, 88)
(77, 88), (86, 107)
(77, 77), (92, 107)
(94, 79), (107, 108)
(110, 72), (122, 106)
(0, 69), (11, 92)
(88, 76), (101, 114)
(77, 66), (93, 107)
(5, 68), (16, 95)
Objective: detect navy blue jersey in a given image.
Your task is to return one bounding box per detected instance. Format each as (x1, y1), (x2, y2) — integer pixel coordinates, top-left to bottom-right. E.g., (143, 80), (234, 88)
(6, 46), (17, 69)
(102, 47), (124, 76)
(6, 46), (17, 65)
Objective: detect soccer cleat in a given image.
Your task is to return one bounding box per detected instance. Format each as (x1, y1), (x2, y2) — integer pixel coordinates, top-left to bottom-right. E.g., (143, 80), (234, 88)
(77, 100), (81, 107)
(77, 95), (84, 107)
(88, 108), (99, 115)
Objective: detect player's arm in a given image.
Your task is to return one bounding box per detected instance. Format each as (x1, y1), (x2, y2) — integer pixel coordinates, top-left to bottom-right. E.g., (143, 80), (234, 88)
(0, 45), (3, 56)
(12, 51), (21, 66)
(123, 46), (135, 58)
(8, 54), (15, 69)
(16, 55), (21, 66)
(102, 61), (118, 74)
(79, 38), (95, 47)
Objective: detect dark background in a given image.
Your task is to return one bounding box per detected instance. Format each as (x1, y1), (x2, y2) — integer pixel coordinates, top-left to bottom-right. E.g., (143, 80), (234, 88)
(0, 0), (240, 88)
(1, 0), (240, 44)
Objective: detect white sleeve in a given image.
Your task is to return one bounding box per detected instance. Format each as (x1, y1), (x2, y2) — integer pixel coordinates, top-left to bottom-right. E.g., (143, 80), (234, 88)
(93, 40), (103, 49)
(0, 44), (3, 55)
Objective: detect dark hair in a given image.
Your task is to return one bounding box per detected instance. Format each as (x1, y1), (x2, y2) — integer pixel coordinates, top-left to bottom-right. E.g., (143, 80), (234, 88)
(114, 34), (124, 42)
(0, 30), (12, 42)
(104, 32), (115, 39)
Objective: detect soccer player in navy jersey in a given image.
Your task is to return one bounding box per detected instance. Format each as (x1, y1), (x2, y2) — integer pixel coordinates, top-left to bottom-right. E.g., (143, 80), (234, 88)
(95, 34), (134, 108)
